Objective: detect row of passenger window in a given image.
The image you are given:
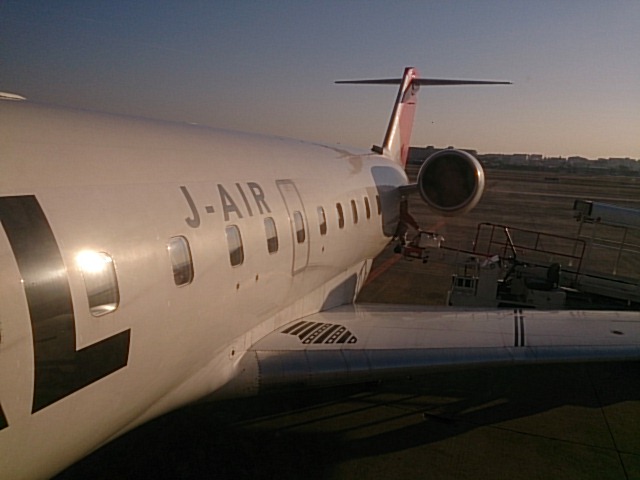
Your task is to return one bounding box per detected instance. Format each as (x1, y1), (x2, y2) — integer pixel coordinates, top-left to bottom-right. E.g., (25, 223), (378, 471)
(224, 194), (381, 268)
(77, 194), (381, 317)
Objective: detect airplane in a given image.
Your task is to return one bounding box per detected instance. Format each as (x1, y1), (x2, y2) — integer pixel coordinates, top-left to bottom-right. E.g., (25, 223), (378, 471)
(1, 67), (639, 479)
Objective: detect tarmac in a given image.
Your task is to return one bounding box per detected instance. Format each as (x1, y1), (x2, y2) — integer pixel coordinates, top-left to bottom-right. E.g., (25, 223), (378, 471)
(56, 360), (640, 479)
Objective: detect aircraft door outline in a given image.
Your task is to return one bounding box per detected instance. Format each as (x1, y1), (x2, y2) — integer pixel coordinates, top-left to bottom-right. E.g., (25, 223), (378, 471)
(276, 180), (309, 275)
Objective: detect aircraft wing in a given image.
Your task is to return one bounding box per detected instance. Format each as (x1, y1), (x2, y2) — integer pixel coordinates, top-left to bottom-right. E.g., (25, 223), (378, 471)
(222, 305), (640, 396)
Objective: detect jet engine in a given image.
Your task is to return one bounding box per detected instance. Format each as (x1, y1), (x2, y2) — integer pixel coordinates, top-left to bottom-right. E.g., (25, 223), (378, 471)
(416, 149), (485, 216)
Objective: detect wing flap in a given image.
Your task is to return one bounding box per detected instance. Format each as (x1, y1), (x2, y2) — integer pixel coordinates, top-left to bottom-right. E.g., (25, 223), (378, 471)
(219, 305), (640, 398)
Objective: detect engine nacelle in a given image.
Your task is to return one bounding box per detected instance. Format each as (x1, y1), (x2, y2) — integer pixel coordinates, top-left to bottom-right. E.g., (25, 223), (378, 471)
(416, 149), (485, 216)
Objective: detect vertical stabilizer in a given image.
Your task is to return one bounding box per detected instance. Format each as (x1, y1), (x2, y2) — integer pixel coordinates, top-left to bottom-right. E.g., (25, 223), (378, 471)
(336, 67), (420, 167)
(379, 67), (420, 167)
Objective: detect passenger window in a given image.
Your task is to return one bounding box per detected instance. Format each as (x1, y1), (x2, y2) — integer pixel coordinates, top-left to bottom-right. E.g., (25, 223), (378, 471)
(364, 196), (371, 219)
(264, 217), (279, 254)
(376, 195), (381, 215)
(336, 203), (345, 229)
(168, 236), (194, 286)
(293, 211), (306, 243)
(76, 251), (120, 316)
(351, 199), (358, 224)
(317, 206), (327, 235)
(225, 225), (244, 266)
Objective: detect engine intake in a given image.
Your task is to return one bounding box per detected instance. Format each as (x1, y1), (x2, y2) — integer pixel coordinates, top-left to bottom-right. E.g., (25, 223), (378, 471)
(416, 149), (485, 216)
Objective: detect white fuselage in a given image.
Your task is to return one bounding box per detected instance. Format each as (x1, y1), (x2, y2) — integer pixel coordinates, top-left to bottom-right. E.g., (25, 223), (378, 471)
(0, 101), (407, 478)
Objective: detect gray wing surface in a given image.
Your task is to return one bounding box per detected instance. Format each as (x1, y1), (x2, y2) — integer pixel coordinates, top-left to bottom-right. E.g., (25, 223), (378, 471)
(221, 305), (640, 397)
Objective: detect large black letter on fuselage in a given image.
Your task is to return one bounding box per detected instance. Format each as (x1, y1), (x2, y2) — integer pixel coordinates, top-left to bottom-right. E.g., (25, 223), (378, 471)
(180, 186), (201, 228)
(0, 196), (130, 413)
(218, 184), (243, 221)
(248, 182), (271, 214)
(0, 404), (7, 431)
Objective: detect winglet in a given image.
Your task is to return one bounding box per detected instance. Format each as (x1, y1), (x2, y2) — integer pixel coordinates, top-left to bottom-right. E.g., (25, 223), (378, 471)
(336, 68), (511, 168)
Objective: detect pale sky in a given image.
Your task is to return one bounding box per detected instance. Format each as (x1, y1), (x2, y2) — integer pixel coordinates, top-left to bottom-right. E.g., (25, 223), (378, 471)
(2, 1), (639, 159)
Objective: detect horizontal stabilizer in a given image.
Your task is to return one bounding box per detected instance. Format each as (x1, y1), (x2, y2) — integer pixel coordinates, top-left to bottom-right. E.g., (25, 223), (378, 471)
(335, 78), (511, 86)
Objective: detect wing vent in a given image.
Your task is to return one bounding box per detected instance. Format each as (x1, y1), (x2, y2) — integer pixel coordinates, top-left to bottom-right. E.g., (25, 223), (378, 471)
(281, 321), (358, 345)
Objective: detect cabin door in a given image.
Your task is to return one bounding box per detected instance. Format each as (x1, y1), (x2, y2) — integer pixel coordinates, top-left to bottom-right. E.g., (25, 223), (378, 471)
(276, 180), (309, 275)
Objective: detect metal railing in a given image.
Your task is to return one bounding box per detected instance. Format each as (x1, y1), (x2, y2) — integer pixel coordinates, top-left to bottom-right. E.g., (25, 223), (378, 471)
(472, 222), (586, 284)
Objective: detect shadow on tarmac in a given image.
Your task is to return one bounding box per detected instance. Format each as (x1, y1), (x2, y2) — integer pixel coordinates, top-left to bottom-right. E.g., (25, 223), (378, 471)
(56, 361), (640, 480)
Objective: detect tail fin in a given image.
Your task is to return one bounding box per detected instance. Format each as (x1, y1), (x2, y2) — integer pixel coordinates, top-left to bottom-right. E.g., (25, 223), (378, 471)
(337, 67), (419, 167)
(336, 67), (511, 168)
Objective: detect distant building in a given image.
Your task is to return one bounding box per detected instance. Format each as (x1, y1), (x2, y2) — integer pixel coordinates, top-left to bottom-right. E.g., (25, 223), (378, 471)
(543, 157), (566, 169)
(408, 146), (478, 165)
(608, 157), (639, 172)
(408, 146), (638, 174)
(568, 156), (589, 165)
(508, 154), (528, 166)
